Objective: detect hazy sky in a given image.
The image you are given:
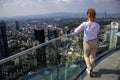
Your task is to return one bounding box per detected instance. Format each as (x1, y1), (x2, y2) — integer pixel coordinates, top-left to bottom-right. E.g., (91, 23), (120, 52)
(0, 0), (120, 17)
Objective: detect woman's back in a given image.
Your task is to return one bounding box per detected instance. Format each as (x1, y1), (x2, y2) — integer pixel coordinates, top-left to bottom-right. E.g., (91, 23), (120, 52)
(74, 21), (100, 41)
(83, 21), (100, 41)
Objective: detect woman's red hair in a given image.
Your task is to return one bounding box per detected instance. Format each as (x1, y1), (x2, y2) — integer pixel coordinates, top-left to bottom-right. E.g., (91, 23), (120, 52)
(87, 8), (96, 22)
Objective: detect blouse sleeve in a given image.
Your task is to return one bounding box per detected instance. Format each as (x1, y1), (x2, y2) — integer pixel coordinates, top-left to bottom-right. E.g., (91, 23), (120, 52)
(74, 22), (85, 33)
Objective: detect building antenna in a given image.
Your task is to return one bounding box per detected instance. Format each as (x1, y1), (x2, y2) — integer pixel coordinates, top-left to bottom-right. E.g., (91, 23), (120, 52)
(104, 10), (107, 21)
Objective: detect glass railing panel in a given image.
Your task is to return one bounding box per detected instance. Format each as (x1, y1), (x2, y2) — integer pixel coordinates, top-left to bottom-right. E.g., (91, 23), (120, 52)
(24, 66), (58, 80)
(23, 33), (84, 80)
(1, 49), (40, 80)
(0, 32), (85, 80)
(97, 25), (111, 54)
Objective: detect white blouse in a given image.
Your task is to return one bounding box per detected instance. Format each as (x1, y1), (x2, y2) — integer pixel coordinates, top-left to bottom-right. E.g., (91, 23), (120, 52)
(74, 21), (100, 41)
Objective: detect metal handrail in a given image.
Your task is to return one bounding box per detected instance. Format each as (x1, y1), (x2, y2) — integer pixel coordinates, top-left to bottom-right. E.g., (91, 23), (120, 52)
(0, 32), (79, 65)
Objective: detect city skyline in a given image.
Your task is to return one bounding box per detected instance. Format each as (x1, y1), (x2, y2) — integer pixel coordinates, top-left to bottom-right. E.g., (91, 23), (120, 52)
(0, 0), (120, 17)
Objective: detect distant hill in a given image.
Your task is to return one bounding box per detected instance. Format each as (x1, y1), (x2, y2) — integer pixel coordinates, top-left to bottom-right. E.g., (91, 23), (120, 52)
(0, 12), (120, 21)
(0, 12), (83, 20)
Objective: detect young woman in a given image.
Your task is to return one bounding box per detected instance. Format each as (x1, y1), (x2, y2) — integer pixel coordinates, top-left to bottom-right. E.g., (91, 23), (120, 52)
(74, 8), (100, 77)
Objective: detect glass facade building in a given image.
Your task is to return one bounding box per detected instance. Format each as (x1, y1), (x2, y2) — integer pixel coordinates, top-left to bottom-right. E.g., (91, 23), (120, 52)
(0, 21), (9, 60)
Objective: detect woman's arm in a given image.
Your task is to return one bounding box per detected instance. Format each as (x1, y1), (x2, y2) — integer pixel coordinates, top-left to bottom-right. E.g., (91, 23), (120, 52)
(74, 22), (85, 33)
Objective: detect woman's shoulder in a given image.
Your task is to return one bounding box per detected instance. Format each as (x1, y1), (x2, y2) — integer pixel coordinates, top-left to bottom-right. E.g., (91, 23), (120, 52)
(94, 22), (100, 27)
(80, 21), (87, 26)
(82, 21), (87, 24)
(81, 21), (88, 25)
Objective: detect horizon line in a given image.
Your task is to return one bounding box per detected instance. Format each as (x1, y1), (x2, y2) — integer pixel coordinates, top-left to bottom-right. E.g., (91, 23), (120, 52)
(0, 12), (120, 18)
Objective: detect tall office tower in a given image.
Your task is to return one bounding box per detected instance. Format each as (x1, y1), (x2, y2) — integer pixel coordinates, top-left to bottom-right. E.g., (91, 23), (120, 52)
(34, 28), (46, 66)
(0, 21), (9, 60)
(104, 10), (107, 21)
(104, 25), (111, 42)
(109, 22), (120, 49)
(16, 21), (20, 30)
(48, 28), (59, 40)
(34, 29), (45, 43)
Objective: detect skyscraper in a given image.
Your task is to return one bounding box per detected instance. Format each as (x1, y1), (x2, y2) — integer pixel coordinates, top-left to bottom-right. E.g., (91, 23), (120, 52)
(16, 21), (20, 30)
(104, 10), (107, 21)
(48, 29), (59, 40)
(34, 28), (46, 66)
(47, 25), (60, 40)
(34, 29), (45, 43)
(110, 22), (120, 49)
(0, 21), (9, 60)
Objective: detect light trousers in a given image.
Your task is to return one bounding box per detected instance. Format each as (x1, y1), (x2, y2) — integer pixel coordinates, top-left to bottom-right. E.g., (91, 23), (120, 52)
(83, 38), (98, 70)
